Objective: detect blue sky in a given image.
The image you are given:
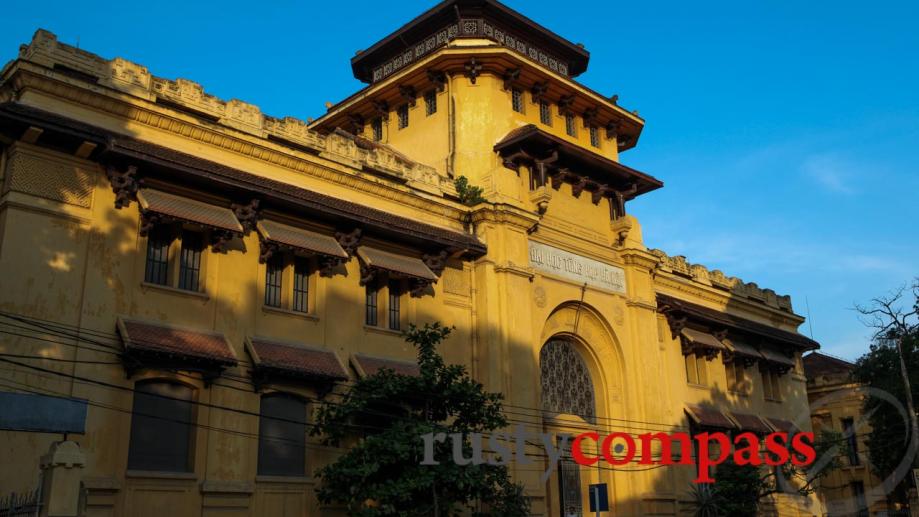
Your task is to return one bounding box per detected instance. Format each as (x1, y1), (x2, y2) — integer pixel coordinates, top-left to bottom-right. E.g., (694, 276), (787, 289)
(3, 1), (917, 360)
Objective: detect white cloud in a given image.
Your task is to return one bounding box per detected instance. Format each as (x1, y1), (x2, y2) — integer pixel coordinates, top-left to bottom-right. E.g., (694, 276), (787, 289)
(801, 153), (857, 194)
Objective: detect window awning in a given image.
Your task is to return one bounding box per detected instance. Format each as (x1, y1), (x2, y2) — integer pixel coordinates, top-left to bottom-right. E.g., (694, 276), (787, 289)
(722, 338), (764, 364)
(245, 337), (348, 382)
(766, 417), (801, 434)
(685, 405), (737, 430)
(117, 318), (237, 374)
(680, 328), (725, 357)
(350, 353), (420, 378)
(730, 412), (773, 434)
(256, 219), (348, 264)
(356, 246), (438, 294)
(760, 347), (796, 371)
(136, 188), (243, 234)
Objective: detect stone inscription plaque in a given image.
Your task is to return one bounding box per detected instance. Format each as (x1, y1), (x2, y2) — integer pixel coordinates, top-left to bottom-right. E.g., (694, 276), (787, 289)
(528, 241), (626, 293)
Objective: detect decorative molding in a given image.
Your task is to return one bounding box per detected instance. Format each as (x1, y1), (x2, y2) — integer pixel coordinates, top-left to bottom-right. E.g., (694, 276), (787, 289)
(502, 68), (521, 91)
(335, 228), (362, 257)
(368, 19), (571, 84)
(422, 250), (448, 277)
(231, 199), (260, 234)
(650, 249), (795, 313)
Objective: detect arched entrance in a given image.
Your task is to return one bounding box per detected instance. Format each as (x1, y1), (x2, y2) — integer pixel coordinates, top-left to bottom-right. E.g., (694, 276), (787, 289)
(538, 302), (626, 517)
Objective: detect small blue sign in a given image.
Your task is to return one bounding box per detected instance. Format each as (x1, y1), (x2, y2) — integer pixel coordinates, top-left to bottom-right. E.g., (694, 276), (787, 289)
(589, 483), (609, 512)
(0, 392), (88, 434)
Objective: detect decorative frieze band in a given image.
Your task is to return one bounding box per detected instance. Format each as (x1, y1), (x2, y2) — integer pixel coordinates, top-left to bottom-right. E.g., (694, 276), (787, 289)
(370, 19), (571, 84)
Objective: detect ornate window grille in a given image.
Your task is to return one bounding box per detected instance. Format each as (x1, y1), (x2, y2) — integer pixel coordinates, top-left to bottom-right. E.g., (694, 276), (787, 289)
(539, 340), (596, 423)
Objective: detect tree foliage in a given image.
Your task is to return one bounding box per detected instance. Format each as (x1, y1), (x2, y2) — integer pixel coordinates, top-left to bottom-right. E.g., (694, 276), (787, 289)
(688, 430), (845, 516)
(312, 323), (529, 517)
(454, 176), (486, 206)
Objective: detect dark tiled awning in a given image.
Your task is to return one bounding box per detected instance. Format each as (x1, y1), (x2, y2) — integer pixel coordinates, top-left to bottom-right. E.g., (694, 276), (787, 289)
(357, 246), (437, 282)
(256, 220), (348, 260)
(245, 337), (348, 382)
(730, 412), (773, 434)
(722, 338), (764, 362)
(760, 347), (796, 370)
(350, 354), (420, 378)
(681, 328), (725, 353)
(766, 418), (801, 434)
(117, 318), (237, 367)
(137, 188), (243, 233)
(685, 405), (737, 430)
(657, 293), (820, 350)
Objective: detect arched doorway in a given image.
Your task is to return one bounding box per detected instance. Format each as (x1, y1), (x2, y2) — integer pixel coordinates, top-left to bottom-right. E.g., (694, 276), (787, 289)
(540, 338), (597, 517)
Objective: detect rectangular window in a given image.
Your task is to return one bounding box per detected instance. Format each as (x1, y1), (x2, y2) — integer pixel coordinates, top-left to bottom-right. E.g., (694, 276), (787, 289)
(685, 354), (705, 385)
(589, 126), (601, 148)
(763, 370), (782, 401)
(852, 481), (868, 517)
(511, 88), (524, 113)
(144, 228), (171, 286)
(557, 435), (582, 517)
(842, 417), (860, 466)
(365, 285), (378, 326)
(128, 381), (194, 472)
(292, 258), (309, 313)
(397, 104), (409, 129)
(257, 393), (306, 477)
(371, 117), (383, 141)
(424, 90), (437, 116)
(539, 101), (552, 126)
(264, 256), (283, 308)
(565, 113), (576, 137)
(177, 231), (203, 291)
(727, 361), (745, 392)
(388, 281), (401, 331)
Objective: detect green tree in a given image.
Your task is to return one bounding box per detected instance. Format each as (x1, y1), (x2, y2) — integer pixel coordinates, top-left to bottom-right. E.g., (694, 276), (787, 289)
(454, 176), (486, 206)
(312, 323), (529, 517)
(852, 280), (919, 503)
(688, 431), (845, 516)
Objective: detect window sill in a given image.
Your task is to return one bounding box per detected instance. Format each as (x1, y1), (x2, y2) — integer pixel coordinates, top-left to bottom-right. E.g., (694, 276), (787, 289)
(261, 305), (318, 321)
(687, 383), (710, 391)
(125, 470), (197, 480)
(141, 282), (209, 300)
(255, 475), (314, 484)
(363, 325), (403, 337)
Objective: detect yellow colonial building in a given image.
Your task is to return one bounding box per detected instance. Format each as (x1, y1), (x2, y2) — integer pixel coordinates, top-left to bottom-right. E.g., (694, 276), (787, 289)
(804, 352), (892, 516)
(0, 1), (821, 515)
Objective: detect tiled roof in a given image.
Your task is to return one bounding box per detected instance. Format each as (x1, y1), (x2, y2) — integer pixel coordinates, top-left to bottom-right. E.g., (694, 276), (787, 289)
(730, 412), (773, 434)
(685, 405), (737, 430)
(117, 318), (237, 366)
(803, 352), (854, 378)
(137, 188), (243, 233)
(257, 219), (348, 259)
(681, 328), (725, 351)
(657, 293), (820, 350)
(766, 417), (802, 434)
(246, 338), (348, 381)
(0, 102), (486, 256)
(356, 246), (438, 281)
(350, 353), (420, 378)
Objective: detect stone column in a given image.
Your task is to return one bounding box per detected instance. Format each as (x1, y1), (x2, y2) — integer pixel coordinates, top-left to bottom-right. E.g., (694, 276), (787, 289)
(39, 441), (85, 517)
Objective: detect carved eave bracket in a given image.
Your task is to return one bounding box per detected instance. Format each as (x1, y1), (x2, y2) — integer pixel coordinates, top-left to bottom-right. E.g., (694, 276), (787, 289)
(335, 228), (362, 257)
(530, 82), (549, 104)
(371, 100), (389, 121)
(464, 58), (482, 85)
(106, 165), (140, 209)
(502, 68), (520, 91)
(399, 85), (417, 107)
(557, 94), (575, 116)
(347, 114), (365, 135)
(422, 250), (448, 277)
(426, 69), (447, 92)
(582, 107), (599, 128)
(231, 199), (261, 234)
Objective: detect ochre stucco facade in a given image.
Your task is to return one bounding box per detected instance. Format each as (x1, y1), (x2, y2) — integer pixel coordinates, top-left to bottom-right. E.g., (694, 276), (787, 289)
(0, 1), (822, 515)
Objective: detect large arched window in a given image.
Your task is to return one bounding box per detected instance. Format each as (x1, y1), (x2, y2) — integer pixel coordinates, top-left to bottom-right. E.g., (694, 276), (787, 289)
(128, 380), (195, 472)
(257, 392), (307, 477)
(539, 340), (596, 424)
